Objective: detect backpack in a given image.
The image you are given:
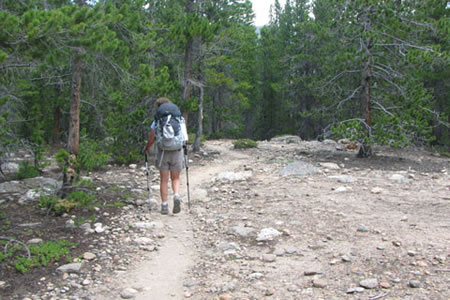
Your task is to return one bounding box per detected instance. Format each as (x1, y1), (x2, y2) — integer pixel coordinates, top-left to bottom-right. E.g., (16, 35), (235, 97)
(154, 103), (186, 151)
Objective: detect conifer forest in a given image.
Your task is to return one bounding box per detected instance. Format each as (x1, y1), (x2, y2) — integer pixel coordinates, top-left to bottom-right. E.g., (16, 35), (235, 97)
(1, 0), (449, 171)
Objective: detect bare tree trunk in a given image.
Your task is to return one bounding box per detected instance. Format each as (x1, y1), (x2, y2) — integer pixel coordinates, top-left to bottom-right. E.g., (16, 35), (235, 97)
(64, 48), (82, 185)
(358, 59), (373, 158)
(182, 0), (194, 125)
(193, 84), (204, 152)
(211, 90), (218, 134)
(360, 61), (371, 127)
(52, 106), (60, 145)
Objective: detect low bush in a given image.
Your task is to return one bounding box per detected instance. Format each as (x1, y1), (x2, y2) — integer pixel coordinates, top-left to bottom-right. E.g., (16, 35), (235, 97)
(78, 139), (110, 171)
(39, 191), (97, 214)
(14, 240), (74, 273)
(17, 161), (40, 179)
(233, 139), (258, 149)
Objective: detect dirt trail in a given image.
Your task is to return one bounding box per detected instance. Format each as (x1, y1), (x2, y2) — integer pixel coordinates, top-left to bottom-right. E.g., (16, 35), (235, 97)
(3, 139), (448, 300)
(93, 140), (250, 299)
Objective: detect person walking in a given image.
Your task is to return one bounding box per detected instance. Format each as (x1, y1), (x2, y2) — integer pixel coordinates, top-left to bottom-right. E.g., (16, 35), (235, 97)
(142, 97), (188, 214)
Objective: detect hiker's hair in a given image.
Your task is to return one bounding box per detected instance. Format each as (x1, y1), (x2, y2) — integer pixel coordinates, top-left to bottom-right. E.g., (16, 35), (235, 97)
(156, 97), (171, 107)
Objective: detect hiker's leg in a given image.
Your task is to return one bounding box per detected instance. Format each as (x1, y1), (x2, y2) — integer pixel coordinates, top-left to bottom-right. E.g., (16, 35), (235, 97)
(170, 171), (181, 195)
(160, 170), (170, 203)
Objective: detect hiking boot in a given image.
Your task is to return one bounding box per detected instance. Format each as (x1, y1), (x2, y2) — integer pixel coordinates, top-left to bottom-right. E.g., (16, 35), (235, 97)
(161, 203), (169, 215)
(173, 194), (181, 214)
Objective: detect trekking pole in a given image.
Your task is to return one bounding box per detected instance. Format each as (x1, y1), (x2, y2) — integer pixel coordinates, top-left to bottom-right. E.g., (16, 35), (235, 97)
(183, 144), (191, 211)
(144, 153), (152, 211)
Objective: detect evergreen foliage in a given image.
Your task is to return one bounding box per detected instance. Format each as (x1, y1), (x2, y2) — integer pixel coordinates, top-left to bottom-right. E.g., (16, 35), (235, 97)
(0, 0), (448, 165)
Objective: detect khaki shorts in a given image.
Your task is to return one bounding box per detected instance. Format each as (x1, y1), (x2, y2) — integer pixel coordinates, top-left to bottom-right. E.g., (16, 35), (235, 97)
(155, 148), (184, 171)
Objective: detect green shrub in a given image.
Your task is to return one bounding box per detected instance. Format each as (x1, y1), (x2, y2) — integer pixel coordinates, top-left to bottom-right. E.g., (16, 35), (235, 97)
(232, 139), (258, 149)
(74, 177), (95, 188)
(55, 148), (70, 171)
(38, 195), (59, 210)
(66, 191), (97, 209)
(0, 208), (10, 230)
(78, 138), (110, 171)
(17, 161), (40, 179)
(39, 191), (97, 214)
(39, 195), (71, 215)
(14, 240), (74, 273)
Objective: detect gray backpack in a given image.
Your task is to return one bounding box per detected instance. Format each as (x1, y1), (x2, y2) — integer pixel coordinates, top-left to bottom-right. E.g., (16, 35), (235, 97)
(155, 114), (185, 151)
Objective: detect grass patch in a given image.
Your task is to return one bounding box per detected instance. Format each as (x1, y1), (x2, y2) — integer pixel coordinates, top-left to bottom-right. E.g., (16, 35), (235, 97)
(105, 200), (127, 208)
(233, 139), (258, 149)
(108, 185), (125, 192)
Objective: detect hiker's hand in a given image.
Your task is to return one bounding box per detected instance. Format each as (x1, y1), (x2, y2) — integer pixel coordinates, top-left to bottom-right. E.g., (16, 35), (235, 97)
(141, 146), (147, 155)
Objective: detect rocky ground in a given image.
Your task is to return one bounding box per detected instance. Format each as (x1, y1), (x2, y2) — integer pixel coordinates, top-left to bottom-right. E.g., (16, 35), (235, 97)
(1, 138), (449, 300)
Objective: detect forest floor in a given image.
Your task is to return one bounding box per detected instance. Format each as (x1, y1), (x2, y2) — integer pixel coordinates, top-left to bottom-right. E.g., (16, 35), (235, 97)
(1, 139), (449, 300)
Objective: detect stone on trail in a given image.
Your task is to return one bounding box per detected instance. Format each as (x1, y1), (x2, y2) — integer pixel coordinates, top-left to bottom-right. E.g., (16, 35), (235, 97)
(359, 278), (378, 289)
(27, 238), (43, 244)
(357, 224), (369, 232)
(312, 278), (327, 288)
(389, 174), (410, 184)
(334, 186), (348, 192)
(319, 162), (341, 170)
(134, 221), (164, 230)
(262, 254), (276, 262)
(256, 228), (282, 242)
(83, 252), (96, 261)
(329, 175), (358, 183)
(408, 280), (421, 288)
(192, 188), (208, 202)
(274, 248), (285, 256)
(217, 294), (233, 300)
(232, 225), (255, 238)
(183, 279), (200, 287)
(216, 171), (252, 182)
(280, 161), (319, 176)
(134, 237), (153, 245)
(120, 287), (138, 299)
(65, 219), (75, 229)
(371, 187), (384, 194)
(79, 223), (94, 233)
(347, 287), (365, 294)
(56, 263), (83, 274)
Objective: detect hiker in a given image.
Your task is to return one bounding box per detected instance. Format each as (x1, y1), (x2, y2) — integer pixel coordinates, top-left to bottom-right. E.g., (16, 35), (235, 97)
(142, 97), (188, 215)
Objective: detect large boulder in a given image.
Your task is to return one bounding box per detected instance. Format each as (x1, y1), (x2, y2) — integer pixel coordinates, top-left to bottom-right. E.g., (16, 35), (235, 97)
(0, 177), (62, 204)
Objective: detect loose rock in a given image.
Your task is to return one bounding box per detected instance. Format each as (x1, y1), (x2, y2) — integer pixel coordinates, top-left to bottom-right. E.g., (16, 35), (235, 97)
(360, 278), (378, 289)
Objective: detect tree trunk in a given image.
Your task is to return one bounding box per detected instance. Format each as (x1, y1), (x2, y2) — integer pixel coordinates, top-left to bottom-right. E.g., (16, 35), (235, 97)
(193, 84), (204, 152)
(64, 48), (82, 185)
(182, 0), (194, 125)
(358, 59), (373, 158)
(52, 106), (60, 145)
(211, 90), (218, 134)
(360, 61), (371, 127)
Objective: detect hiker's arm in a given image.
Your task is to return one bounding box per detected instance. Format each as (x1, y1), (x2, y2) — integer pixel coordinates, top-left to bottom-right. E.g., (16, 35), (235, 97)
(143, 129), (155, 153)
